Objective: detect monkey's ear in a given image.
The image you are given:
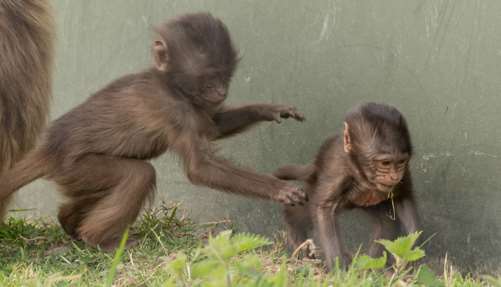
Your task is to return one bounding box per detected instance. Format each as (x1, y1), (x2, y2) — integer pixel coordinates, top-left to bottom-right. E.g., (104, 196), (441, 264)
(153, 39), (168, 72)
(343, 122), (352, 153)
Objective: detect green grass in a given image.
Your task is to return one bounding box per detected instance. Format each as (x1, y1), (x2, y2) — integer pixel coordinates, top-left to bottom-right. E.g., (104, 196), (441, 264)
(0, 203), (498, 287)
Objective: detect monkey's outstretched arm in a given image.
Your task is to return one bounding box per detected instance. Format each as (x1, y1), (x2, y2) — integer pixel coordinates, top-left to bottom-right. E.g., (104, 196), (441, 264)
(213, 104), (304, 138)
(273, 164), (315, 181)
(171, 129), (307, 205)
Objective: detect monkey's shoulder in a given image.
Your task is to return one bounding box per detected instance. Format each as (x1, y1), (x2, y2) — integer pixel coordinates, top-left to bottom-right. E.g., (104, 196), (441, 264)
(90, 71), (162, 98)
(82, 70), (186, 119)
(314, 135), (346, 171)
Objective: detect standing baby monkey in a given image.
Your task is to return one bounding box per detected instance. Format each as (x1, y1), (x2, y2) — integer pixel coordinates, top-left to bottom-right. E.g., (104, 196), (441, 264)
(0, 0), (54, 219)
(274, 103), (419, 269)
(0, 13), (306, 250)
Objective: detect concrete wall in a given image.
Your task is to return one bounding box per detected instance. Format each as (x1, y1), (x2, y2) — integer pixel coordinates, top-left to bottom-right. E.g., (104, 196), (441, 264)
(11, 0), (501, 270)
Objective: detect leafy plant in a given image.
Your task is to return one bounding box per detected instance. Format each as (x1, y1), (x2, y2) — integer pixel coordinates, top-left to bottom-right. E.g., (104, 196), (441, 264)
(163, 231), (437, 287)
(166, 230), (272, 286)
(377, 231), (425, 270)
(1, 210), (496, 286)
(415, 264), (443, 287)
(351, 253), (387, 271)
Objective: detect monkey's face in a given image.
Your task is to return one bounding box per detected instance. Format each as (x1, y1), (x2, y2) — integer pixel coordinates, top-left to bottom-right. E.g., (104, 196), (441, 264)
(200, 77), (229, 104)
(160, 13), (238, 106)
(369, 154), (409, 192)
(346, 121), (411, 193)
(351, 132), (411, 193)
(352, 147), (409, 193)
(170, 40), (235, 106)
(170, 72), (230, 107)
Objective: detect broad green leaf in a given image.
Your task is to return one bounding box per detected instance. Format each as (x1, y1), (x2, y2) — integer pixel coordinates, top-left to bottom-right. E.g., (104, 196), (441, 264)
(167, 252), (187, 277)
(204, 230), (235, 259)
(376, 231), (425, 262)
(191, 259), (222, 278)
(163, 278), (176, 287)
(416, 265), (444, 287)
(235, 254), (263, 273)
(270, 259), (288, 287)
(352, 252), (387, 270)
(203, 230), (271, 260)
(405, 249), (425, 262)
(231, 233), (272, 253)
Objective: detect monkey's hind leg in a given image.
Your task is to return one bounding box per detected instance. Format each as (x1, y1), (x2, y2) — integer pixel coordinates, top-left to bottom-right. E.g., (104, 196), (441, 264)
(57, 155), (156, 250)
(58, 194), (103, 240)
(284, 206), (314, 258)
(0, 197), (12, 222)
(80, 158), (155, 250)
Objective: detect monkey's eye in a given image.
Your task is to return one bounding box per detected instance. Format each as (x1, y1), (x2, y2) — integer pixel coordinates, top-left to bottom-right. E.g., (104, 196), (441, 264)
(380, 161), (391, 167)
(397, 159), (407, 165)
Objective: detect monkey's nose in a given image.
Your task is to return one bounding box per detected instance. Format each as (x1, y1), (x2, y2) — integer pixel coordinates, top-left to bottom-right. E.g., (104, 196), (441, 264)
(389, 172), (400, 180)
(389, 180), (401, 187)
(384, 176), (400, 186)
(216, 87), (226, 97)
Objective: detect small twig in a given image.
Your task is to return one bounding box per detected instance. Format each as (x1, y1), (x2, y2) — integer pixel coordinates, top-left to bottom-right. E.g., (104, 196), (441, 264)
(20, 235), (47, 243)
(149, 227), (168, 253)
(60, 255), (72, 265)
(443, 253), (450, 286)
(387, 270), (397, 287)
(387, 191), (396, 220)
(7, 208), (37, 213)
(291, 239), (315, 259)
(128, 251), (134, 267)
(198, 219), (231, 226)
(418, 232), (437, 249)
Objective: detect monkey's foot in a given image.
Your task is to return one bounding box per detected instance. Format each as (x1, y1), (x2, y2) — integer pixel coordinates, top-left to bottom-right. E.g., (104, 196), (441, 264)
(94, 235), (140, 252)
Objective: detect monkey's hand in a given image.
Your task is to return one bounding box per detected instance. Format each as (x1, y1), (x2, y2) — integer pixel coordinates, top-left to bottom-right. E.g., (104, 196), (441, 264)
(262, 105), (305, 123)
(275, 183), (307, 205)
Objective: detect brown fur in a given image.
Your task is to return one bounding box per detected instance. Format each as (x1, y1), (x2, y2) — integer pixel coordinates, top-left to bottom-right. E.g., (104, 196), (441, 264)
(274, 103), (419, 270)
(0, 13), (306, 250)
(0, 0), (54, 219)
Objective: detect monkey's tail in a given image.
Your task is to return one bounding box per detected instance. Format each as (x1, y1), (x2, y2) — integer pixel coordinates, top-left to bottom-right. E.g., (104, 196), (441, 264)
(0, 147), (50, 202)
(273, 164), (315, 181)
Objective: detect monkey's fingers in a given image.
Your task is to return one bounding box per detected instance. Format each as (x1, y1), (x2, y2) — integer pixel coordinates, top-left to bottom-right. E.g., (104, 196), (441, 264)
(290, 111), (305, 122)
(279, 106), (305, 122)
(288, 193), (305, 206)
(277, 185), (307, 205)
(272, 113), (283, 123)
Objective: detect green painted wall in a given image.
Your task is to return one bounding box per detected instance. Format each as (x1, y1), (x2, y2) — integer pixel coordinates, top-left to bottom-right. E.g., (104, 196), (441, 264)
(11, 0), (501, 270)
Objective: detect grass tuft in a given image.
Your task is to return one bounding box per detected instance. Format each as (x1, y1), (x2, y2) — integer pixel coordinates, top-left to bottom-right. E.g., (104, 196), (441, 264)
(0, 203), (498, 286)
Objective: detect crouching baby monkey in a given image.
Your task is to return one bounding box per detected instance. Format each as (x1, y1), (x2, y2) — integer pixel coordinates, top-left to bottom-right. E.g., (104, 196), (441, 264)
(274, 103), (419, 269)
(0, 13), (307, 250)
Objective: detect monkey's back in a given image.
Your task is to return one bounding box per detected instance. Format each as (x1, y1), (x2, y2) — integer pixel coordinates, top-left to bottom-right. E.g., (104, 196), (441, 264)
(0, 0), (54, 171)
(45, 71), (178, 163)
(308, 135), (344, 184)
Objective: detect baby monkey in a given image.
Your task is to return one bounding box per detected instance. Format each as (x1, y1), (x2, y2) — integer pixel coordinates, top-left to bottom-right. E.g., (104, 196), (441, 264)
(274, 102), (419, 270)
(0, 13), (306, 250)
